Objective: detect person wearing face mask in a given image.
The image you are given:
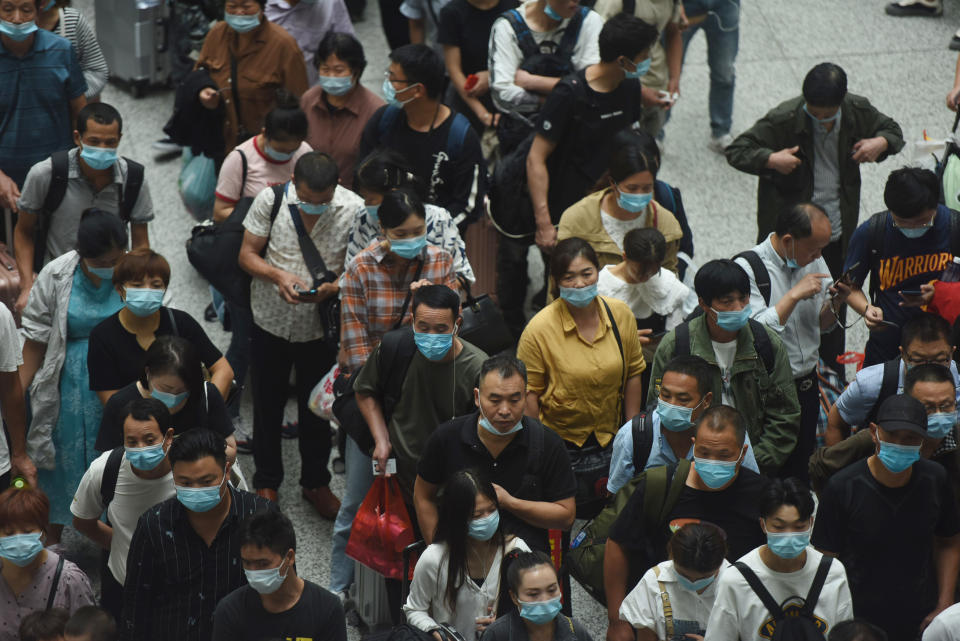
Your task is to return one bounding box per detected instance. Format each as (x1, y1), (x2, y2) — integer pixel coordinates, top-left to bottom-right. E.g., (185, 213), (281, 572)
(263, 0), (353, 86)
(121, 429), (276, 641)
(69, 398), (176, 620)
(0, 487), (95, 641)
(620, 522), (729, 641)
(192, 0), (308, 155)
(648, 259), (800, 475)
(87, 249), (233, 406)
(842, 167), (960, 367)
(212, 511), (346, 641)
(415, 355), (577, 555)
(736, 203), (851, 481)
(33, 0), (107, 99)
(302, 33), (384, 189)
(15, 102), (153, 314)
(606, 355), (759, 496)
(481, 551), (593, 641)
(405, 470), (530, 641)
(517, 238), (645, 518)
(19, 210), (126, 544)
(813, 394), (960, 640)
(706, 478), (853, 640)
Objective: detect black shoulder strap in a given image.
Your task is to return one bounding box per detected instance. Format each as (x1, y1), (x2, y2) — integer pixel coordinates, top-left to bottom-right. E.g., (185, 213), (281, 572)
(556, 6), (588, 62)
(120, 158), (144, 222)
(747, 318), (776, 375)
(867, 358), (901, 425)
(866, 211), (888, 303)
(600, 297), (627, 424)
(504, 8), (539, 59)
(287, 203), (331, 284)
(377, 105), (403, 142)
(631, 412), (653, 475)
(393, 254), (425, 330)
(735, 561), (785, 620)
(46, 555), (66, 610)
(378, 326), (418, 415)
(735, 250), (771, 306)
(43, 150), (70, 215)
(802, 556), (833, 616)
(166, 308), (179, 337)
(238, 149), (248, 195)
(525, 420), (545, 476)
(99, 446), (125, 509)
(269, 184), (285, 223)
(674, 322), (690, 357)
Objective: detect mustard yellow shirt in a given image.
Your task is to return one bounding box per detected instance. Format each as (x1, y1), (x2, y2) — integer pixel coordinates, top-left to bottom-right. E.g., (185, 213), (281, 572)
(516, 296), (646, 447)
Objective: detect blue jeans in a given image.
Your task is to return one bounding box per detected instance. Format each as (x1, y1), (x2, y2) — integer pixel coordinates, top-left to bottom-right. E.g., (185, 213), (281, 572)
(681, 0), (740, 137)
(329, 436), (375, 593)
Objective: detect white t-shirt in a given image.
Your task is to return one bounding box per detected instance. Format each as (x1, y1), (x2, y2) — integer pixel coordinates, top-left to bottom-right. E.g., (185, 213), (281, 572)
(597, 265), (695, 328)
(923, 602), (960, 641)
(704, 547), (854, 641)
(621, 559), (730, 640)
(70, 451), (175, 583)
(711, 339), (738, 406)
(0, 304), (22, 477)
(600, 208), (644, 252)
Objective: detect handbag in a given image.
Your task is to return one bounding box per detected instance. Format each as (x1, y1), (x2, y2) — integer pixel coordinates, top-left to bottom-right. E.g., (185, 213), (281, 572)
(286, 203), (340, 345)
(345, 476), (416, 580)
(457, 275), (513, 355)
(178, 148), (217, 221)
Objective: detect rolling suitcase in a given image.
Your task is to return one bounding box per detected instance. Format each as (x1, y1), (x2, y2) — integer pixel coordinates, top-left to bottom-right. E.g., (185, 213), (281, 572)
(94, 0), (171, 96)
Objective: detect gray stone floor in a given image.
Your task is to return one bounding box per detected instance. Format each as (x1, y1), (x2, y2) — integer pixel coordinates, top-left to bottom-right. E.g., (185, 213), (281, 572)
(57, 0), (960, 637)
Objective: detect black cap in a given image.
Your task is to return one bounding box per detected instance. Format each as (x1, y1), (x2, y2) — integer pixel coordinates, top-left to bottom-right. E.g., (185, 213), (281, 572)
(876, 394), (928, 436)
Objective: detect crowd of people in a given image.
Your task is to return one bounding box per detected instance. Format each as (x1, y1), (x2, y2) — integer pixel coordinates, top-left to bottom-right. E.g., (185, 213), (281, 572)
(2, 0), (960, 640)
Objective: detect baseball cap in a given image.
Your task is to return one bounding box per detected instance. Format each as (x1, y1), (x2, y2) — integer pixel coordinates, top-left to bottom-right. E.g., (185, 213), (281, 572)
(876, 394), (928, 436)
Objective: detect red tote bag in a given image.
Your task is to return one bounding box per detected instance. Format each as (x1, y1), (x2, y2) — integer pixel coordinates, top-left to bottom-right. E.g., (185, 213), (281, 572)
(345, 476), (416, 580)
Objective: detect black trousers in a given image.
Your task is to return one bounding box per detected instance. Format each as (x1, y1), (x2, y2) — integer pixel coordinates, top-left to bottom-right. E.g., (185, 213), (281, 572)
(250, 324), (336, 490)
(496, 236), (548, 342)
(780, 369), (819, 482)
(379, 0), (410, 51)
(100, 554), (124, 621)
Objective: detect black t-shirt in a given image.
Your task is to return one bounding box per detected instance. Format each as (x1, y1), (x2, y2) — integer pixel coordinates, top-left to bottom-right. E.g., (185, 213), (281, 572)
(87, 307), (224, 392)
(609, 467), (766, 562)
(437, 0), (517, 75)
(536, 71), (645, 220)
(95, 381), (235, 452)
(211, 581), (347, 641)
(811, 458), (960, 636)
(417, 412), (577, 554)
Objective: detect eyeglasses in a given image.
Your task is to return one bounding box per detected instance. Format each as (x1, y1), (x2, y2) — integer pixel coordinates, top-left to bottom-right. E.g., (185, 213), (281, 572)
(383, 71), (412, 85)
(892, 219), (934, 231)
(903, 352), (953, 367)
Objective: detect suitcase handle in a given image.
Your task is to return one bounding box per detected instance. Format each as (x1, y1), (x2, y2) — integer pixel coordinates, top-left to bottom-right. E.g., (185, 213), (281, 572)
(155, 16), (169, 54)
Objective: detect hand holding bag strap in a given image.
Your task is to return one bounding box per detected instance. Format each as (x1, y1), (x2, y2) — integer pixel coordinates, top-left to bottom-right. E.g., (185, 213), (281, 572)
(393, 250), (425, 330)
(599, 297), (627, 424)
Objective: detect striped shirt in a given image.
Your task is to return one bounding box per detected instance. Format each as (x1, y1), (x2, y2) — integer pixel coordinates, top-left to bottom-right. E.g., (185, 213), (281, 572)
(54, 8), (109, 98)
(120, 486), (276, 641)
(810, 110), (843, 242)
(340, 241), (458, 372)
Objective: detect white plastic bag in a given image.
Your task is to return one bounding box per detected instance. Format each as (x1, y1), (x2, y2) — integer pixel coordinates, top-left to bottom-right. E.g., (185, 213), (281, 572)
(309, 363), (340, 420)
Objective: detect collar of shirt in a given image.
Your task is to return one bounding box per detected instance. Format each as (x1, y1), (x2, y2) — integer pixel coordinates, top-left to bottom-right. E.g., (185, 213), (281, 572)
(0, 28), (57, 57)
(756, 234), (827, 283)
(304, 84), (367, 117)
(933, 429), (958, 458)
(171, 484), (244, 539)
(558, 296), (611, 340)
(67, 147), (124, 185)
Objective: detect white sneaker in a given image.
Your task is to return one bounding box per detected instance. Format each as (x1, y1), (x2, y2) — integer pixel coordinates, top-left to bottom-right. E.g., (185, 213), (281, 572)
(233, 415), (253, 454)
(708, 133), (734, 154)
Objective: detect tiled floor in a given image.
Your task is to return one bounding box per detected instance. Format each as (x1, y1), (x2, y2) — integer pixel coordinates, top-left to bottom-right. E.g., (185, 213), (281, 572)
(59, 0), (960, 637)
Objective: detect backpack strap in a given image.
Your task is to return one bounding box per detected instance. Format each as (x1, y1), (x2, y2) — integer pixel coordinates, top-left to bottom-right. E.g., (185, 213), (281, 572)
(640, 459), (690, 535)
(34, 150), (71, 273)
(658, 458), (689, 523)
(525, 419), (545, 477)
(445, 113), (471, 160)
(119, 158), (144, 222)
(46, 555), (66, 610)
(674, 322), (691, 357)
(801, 555), (833, 616)
(630, 411), (653, 476)
(866, 358), (901, 426)
(735, 561), (785, 620)
(556, 6), (588, 65)
(651, 566), (674, 640)
(99, 446), (125, 510)
(504, 8), (539, 59)
(866, 211), (888, 303)
(747, 318), (776, 376)
(269, 184), (285, 223)
(377, 105), (404, 143)
(734, 250), (771, 307)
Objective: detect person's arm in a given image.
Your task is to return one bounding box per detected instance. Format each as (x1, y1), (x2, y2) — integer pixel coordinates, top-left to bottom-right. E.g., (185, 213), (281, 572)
(206, 356), (234, 400)
(488, 19), (543, 112)
(824, 403), (851, 446)
(238, 231), (308, 304)
(494, 483), (575, 530)
(69, 94), (87, 127)
(402, 548), (443, 633)
(0, 169), (20, 211)
(13, 210), (38, 313)
(924, 534), (960, 631)
(524, 391), (540, 419)
(623, 375), (643, 420)
(356, 391), (391, 475)
(723, 108), (795, 175)
(444, 46), (496, 127)
(71, 11), (109, 97)
(857, 99), (905, 162)
(752, 337), (801, 473)
(948, 54), (960, 110)
(130, 223), (149, 250)
(663, 22), (683, 97)
(604, 539), (635, 641)
(72, 516), (113, 549)
(1, 369), (35, 486)
(526, 134), (558, 252)
(212, 197), (235, 224)
(413, 476), (440, 544)
(408, 17), (426, 44)
(844, 287), (885, 330)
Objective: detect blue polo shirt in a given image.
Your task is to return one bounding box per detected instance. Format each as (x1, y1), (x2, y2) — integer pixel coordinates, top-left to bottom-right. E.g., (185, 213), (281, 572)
(0, 30), (86, 187)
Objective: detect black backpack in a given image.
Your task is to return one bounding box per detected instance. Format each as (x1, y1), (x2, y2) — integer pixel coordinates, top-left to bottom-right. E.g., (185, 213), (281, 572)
(630, 410), (653, 474)
(863, 357), (900, 427)
(735, 556), (833, 641)
(682, 249), (770, 319)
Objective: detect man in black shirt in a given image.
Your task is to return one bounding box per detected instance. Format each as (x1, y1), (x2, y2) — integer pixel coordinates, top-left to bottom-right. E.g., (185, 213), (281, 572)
(812, 394), (960, 640)
(121, 429), (276, 641)
(359, 44), (486, 228)
(604, 405), (765, 641)
(414, 354), (576, 553)
(212, 511), (347, 641)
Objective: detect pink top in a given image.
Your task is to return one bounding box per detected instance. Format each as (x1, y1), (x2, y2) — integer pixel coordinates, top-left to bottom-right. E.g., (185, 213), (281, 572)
(214, 135), (312, 203)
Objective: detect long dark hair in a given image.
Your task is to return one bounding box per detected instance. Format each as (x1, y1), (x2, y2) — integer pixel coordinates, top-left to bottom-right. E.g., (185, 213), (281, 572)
(139, 336), (207, 424)
(433, 470), (505, 612)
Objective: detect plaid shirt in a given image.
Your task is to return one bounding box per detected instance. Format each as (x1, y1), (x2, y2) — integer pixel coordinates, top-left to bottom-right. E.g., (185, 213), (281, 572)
(340, 241), (457, 372)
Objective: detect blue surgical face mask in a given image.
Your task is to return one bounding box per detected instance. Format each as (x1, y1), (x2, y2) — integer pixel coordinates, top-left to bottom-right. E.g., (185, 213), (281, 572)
(151, 387), (189, 410)
(414, 330), (455, 361)
(616, 187), (652, 213)
(244, 557), (291, 594)
(898, 226), (930, 239)
(694, 453), (741, 489)
(0, 19), (38, 41)
(126, 438), (167, 472)
(479, 405), (524, 436)
(559, 282), (598, 308)
(263, 142), (295, 162)
(711, 305), (751, 332)
(518, 596), (562, 624)
(468, 510), (500, 541)
(785, 238), (801, 269)
(0, 532), (44, 567)
(298, 200), (329, 215)
(389, 234), (427, 259)
(623, 58), (651, 79)
(124, 287), (164, 317)
(656, 398), (703, 432)
(318, 75), (354, 96)
(80, 145), (118, 171)
(85, 263), (114, 280)
(803, 103), (840, 127)
(224, 11), (261, 33)
(366, 204), (380, 223)
(876, 437), (921, 474)
(676, 570), (716, 592)
(543, 3), (563, 20)
(927, 412), (956, 439)
(175, 469), (227, 513)
(381, 77), (419, 107)
(42, 0), (56, 11)
(765, 527), (812, 560)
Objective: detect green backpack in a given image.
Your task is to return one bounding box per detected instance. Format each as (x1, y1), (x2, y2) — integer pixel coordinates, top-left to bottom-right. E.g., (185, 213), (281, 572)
(566, 459), (691, 605)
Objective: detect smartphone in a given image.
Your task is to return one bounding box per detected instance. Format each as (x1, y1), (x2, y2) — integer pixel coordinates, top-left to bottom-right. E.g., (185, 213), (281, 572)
(293, 284), (318, 297)
(900, 289), (924, 297)
(650, 329), (668, 339)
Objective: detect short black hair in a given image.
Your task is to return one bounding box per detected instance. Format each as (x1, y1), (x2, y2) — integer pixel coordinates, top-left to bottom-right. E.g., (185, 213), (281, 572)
(168, 428), (227, 469)
(759, 477), (815, 521)
(123, 397), (171, 435)
(355, 148), (424, 197)
(597, 13), (659, 62)
(901, 312), (952, 350)
(389, 44), (446, 100)
(378, 186), (426, 229)
(904, 363), (955, 395)
(696, 405), (746, 448)
(412, 284), (460, 322)
(883, 167), (939, 219)
(609, 128), (660, 181)
(775, 203), (827, 239)
(64, 606), (116, 641)
(76, 102), (123, 136)
(667, 522), (727, 573)
(316, 31), (366, 76)
(139, 336), (206, 408)
(294, 152), (339, 193)
(827, 619), (888, 641)
(76, 208), (128, 260)
(238, 509), (297, 556)
(263, 90), (308, 142)
(549, 238), (600, 290)
(19, 608), (69, 641)
(479, 354), (528, 387)
(623, 227), (665, 264)
(694, 259), (750, 303)
(662, 355), (714, 399)
(801, 62), (847, 108)
(506, 551), (556, 593)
